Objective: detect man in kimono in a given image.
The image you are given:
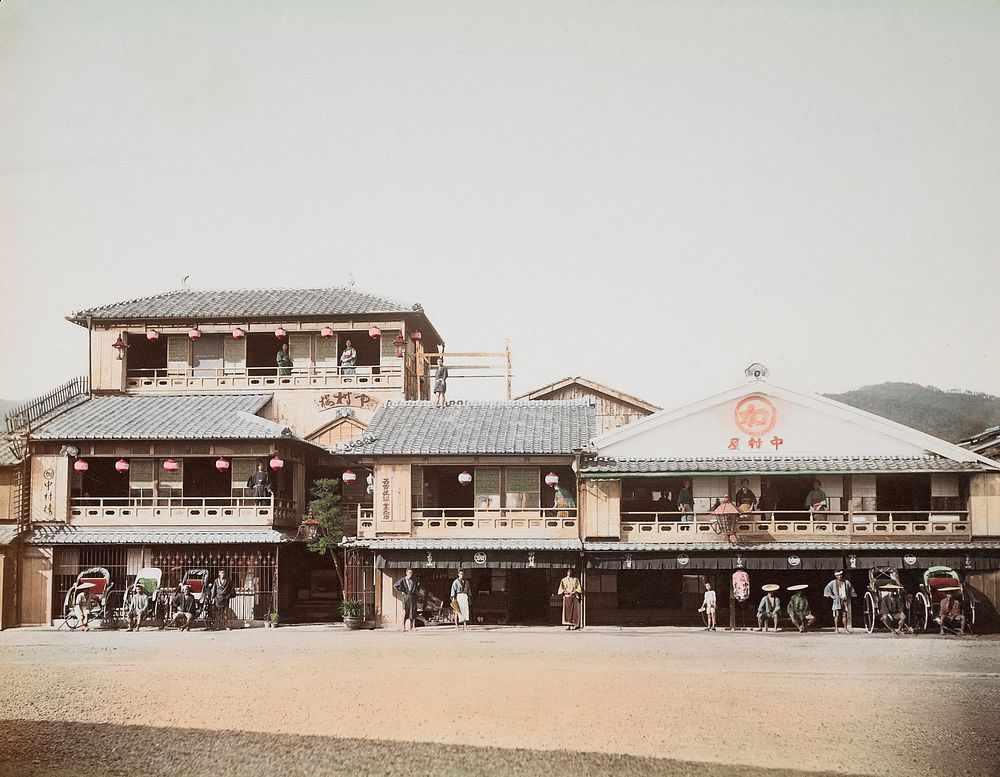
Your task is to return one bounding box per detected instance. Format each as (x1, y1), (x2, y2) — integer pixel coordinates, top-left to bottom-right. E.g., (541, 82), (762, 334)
(879, 588), (907, 635)
(393, 568), (421, 632)
(823, 570), (856, 633)
(733, 479), (757, 512)
(340, 339), (357, 374)
(757, 585), (781, 631)
(937, 591), (967, 635)
(247, 462), (271, 505)
(276, 343), (292, 376)
(558, 568), (583, 630)
(433, 357), (448, 408)
(126, 583), (150, 632)
(171, 584), (198, 631)
(699, 581), (717, 631)
(207, 569), (237, 631)
(786, 585), (815, 632)
(677, 480), (694, 522)
(450, 569), (471, 631)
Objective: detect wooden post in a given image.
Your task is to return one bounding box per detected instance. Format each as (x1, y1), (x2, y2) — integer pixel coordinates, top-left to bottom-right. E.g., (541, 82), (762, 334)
(729, 582), (736, 631)
(505, 339), (512, 400)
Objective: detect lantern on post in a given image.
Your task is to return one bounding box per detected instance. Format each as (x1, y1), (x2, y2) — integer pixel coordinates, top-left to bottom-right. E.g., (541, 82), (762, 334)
(458, 471), (472, 486)
(115, 459), (130, 474)
(269, 455), (285, 471)
(410, 330), (422, 343)
(215, 457), (230, 472)
(74, 459), (89, 473)
(146, 330), (159, 342)
(320, 327), (334, 340)
(393, 332), (406, 357)
(545, 472), (559, 488)
(342, 469), (357, 484)
(368, 326), (381, 339)
(188, 328), (201, 341)
(232, 327), (246, 340)
(274, 327), (287, 340)
(163, 458), (180, 473)
(298, 513), (321, 541)
(112, 333), (127, 360)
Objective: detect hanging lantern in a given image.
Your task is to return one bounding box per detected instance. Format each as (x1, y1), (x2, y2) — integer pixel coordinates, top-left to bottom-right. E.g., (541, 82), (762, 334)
(368, 326), (381, 339)
(545, 472), (559, 487)
(410, 330), (422, 342)
(74, 459), (89, 473)
(188, 328), (201, 341)
(269, 455), (285, 471)
(458, 470), (472, 486)
(232, 327), (246, 340)
(163, 458), (180, 473)
(393, 332), (406, 357)
(320, 327), (334, 340)
(112, 333), (127, 360)
(342, 469), (357, 484)
(146, 330), (159, 342)
(215, 457), (230, 472)
(115, 459), (130, 474)
(299, 514), (321, 541)
(275, 327), (287, 340)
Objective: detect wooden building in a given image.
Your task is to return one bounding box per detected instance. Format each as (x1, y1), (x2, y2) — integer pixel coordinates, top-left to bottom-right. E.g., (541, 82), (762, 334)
(517, 376), (659, 433)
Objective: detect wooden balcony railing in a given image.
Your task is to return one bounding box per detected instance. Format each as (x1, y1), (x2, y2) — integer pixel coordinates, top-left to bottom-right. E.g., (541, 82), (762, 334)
(69, 496), (298, 527)
(356, 507), (579, 539)
(124, 365), (403, 392)
(619, 510), (971, 543)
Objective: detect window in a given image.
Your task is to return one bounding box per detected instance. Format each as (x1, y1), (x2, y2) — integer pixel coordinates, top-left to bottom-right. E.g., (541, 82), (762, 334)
(232, 459), (256, 497)
(475, 467), (500, 509)
(505, 467), (539, 509)
(159, 459), (183, 498)
(129, 460), (154, 499)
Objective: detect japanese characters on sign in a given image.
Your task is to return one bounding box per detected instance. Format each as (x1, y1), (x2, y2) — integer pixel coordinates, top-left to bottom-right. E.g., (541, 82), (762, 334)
(317, 391), (379, 411)
(381, 477), (391, 522)
(729, 395), (783, 451)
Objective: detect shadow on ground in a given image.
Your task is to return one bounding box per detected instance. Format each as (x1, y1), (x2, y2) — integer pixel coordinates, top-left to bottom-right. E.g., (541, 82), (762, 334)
(0, 719), (857, 777)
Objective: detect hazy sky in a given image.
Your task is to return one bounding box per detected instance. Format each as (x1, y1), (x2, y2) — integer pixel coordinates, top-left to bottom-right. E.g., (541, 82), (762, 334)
(2, 2), (998, 411)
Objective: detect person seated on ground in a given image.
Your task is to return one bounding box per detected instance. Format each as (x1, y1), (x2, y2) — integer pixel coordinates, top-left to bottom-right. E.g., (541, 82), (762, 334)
(74, 589), (92, 632)
(126, 583), (150, 632)
(172, 584), (198, 631)
(734, 479), (757, 512)
(937, 592), (967, 635)
(786, 587), (815, 633)
(879, 589), (908, 635)
(805, 480), (828, 513)
(757, 587), (781, 632)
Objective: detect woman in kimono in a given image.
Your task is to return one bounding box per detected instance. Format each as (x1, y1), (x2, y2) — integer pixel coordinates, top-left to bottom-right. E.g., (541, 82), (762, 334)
(276, 343), (292, 376)
(450, 569), (471, 630)
(433, 357), (448, 407)
(247, 462), (272, 505)
(558, 568), (583, 630)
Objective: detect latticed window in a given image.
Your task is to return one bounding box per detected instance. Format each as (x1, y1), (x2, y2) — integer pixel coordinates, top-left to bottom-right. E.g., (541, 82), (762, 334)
(475, 467), (500, 509)
(232, 458), (257, 497)
(159, 459), (182, 498)
(129, 459), (154, 499)
(505, 466), (539, 509)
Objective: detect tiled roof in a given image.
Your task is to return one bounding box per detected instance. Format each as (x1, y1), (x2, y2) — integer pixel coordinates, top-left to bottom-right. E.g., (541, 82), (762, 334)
(0, 438), (22, 466)
(345, 538), (584, 551)
(339, 400), (596, 456)
(70, 287), (424, 321)
(579, 455), (993, 475)
(28, 526), (294, 545)
(583, 541), (1000, 552)
(30, 393), (289, 440)
(0, 524), (23, 546)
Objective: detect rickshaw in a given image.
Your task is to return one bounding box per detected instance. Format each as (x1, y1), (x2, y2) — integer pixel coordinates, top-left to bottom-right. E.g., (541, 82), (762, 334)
(911, 566), (977, 633)
(63, 566), (122, 629)
(863, 566), (913, 634)
(123, 567), (164, 629)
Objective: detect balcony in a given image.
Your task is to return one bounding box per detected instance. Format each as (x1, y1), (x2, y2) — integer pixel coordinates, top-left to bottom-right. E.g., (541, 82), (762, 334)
(618, 510), (972, 543)
(356, 508), (579, 539)
(69, 496), (298, 527)
(124, 365), (403, 392)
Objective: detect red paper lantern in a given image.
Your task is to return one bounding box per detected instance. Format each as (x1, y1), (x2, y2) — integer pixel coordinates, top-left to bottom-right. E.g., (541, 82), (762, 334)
(232, 327), (246, 340)
(545, 472), (559, 487)
(269, 456), (284, 471)
(188, 328), (201, 341)
(115, 459), (130, 474)
(74, 459), (89, 473)
(410, 330), (422, 342)
(458, 471), (472, 486)
(342, 469), (357, 484)
(320, 327), (334, 340)
(275, 327), (287, 340)
(215, 457), (230, 472)
(146, 330), (159, 342)
(368, 326), (381, 339)
(163, 458), (180, 473)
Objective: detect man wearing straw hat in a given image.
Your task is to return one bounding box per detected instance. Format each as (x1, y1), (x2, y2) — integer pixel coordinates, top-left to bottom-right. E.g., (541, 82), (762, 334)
(757, 585), (781, 631)
(786, 585), (815, 633)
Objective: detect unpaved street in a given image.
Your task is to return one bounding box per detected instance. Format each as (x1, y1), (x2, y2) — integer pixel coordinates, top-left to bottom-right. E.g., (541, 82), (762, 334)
(1, 625), (997, 776)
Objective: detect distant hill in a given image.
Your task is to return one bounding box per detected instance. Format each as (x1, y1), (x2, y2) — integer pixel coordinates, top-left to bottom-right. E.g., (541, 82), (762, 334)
(824, 383), (1000, 443)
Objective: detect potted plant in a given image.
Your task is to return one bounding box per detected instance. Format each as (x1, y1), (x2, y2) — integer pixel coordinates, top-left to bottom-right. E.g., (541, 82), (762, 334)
(267, 612), (280, 629)
(341, 599), (364, 630)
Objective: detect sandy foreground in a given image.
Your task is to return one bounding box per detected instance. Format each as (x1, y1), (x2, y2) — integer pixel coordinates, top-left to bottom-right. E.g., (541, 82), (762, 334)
(0, 625), (997, 777)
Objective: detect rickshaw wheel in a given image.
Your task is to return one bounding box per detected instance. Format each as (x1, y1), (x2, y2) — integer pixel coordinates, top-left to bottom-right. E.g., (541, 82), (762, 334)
(912, 592), (929, 633)
(64, 608), (81, 630)
(864, 592), (876, 633)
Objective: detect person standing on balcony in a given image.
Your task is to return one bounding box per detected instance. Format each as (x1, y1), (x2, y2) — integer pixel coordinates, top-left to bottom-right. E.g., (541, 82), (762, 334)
(805, 480), (828, 513)
(823, 570), (856, 633)
(340, 339), (357, 374)
(734, 479), (757, 512)
(247, 462), (272, 505)
(276, 343), (293, 376)
(558, 568), (583, 630)
(433, 357), (448, 408)
(393, 568), (421, 632)
(208, 569), (236, 631)
(677, 480), (694, 522)
(450, 569), (471, 630)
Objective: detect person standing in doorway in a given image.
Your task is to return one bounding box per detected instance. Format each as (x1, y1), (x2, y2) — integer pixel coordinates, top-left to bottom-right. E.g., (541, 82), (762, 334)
(340, 339), (357, 374)
(823, 570), (856, 633)
(558, 568), (583, 630)
(276, 342), (292, 376)
(208, 569), (236, 631)
(677, 480), (694, 522)
(700, 581), (717, 631)
(393, 568), (421, 632)
(247, 462), (272, 506)
(734, 479), (757, 512)
(433, 357), (448, 408)
(450, 569), (471, 630)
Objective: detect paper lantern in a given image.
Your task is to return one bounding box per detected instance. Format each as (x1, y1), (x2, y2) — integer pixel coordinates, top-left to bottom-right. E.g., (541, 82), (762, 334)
(269, 456), (284, 471)
(342, 469), (357, 484)
(115, 459), (130, 474)
(458, 471), (472, 486)
(321, 327), (334, 340)
(410, 330), (422, 342)
(163, 458), (180, 473)
(215, 457), (230, 472)
(146, 330), (159, 342)
(232, 327), (246, 340)
(368, 326), (381, 339)
(275, 327), (287, 340)
(393, 332), (406, 357)
(74, 459), (89, 473)
(188, 328), (201, 341)
(545, 472), (559, 487)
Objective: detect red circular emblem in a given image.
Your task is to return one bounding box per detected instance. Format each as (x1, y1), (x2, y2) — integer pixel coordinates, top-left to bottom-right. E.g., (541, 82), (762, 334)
(734, 394), (777, 435)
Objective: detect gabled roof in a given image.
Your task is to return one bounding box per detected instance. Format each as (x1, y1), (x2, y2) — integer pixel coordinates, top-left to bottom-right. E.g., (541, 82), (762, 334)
(580, 455), (995, 476)
(960, 425), (1000, 458)
(339, 400), (596, 456)
(516, 376), (660, 413)
(30, 393), (295, 441)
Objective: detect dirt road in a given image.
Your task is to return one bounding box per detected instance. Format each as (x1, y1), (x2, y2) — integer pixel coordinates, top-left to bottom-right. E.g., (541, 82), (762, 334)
(1, 625), (997, 776)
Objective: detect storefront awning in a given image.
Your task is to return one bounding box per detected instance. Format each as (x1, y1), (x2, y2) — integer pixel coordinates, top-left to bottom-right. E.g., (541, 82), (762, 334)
(586, 552), (844, 571)
(376, 549), (582, 570)
(28, 526), (296, 545)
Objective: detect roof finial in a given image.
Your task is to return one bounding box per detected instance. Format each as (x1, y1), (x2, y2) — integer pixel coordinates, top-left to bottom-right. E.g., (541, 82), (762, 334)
(745, 363), (769, 382)
(180, 275), (191, 291)
(347, 272), (356, 287)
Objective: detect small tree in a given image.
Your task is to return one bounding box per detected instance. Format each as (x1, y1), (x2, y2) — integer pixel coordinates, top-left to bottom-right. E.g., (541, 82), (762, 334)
(305, 478), (345, 591)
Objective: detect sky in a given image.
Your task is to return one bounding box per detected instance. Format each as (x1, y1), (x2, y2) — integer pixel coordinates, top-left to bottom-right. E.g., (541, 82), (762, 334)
(2, 1), (998, 412)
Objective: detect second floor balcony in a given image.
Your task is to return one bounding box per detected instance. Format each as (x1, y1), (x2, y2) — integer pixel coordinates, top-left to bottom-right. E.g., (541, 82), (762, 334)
(70, 495), (298, 527)
(125, 364), (403, 392)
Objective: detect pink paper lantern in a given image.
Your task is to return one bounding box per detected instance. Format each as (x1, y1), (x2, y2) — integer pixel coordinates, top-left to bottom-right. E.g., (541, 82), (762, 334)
(275, 327), (287, 340)
(232, 327), (246, 340)
(368, 326), (381, 339)
(115, 459), (130, 474)
(321, 327), (334, 340)
(146, 330), (159, 342)
(74, 459), (89, 473)
(458, 470), (472, 486)
(215, 457), (230, 472)
(342, 469), (357, 483)
(269, 456), (284, 471)
(163, 458), (180, 473)
(188, 328), (201, 341)
(545, 472), (559, 487)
